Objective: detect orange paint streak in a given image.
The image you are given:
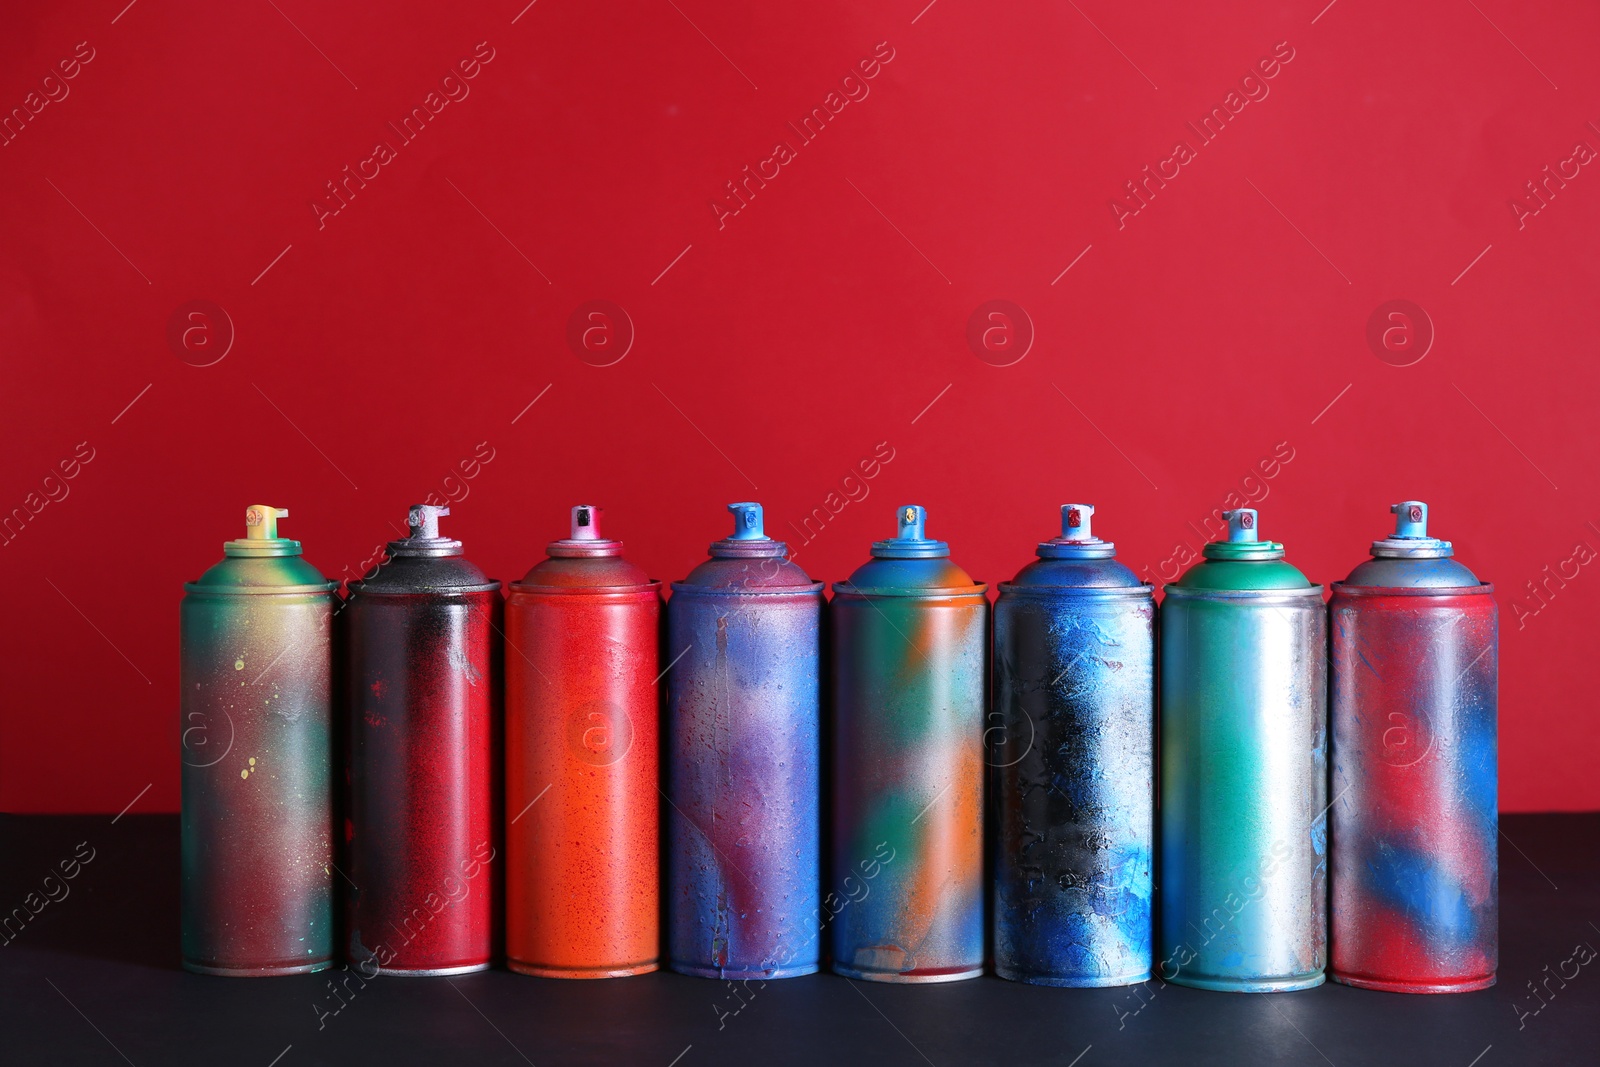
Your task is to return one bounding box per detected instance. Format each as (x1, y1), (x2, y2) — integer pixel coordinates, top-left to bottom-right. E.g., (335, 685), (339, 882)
(895, 738), (984, 970)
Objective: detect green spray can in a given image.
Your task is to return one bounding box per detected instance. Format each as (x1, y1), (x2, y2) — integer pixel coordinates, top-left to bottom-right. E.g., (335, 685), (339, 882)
(180, 505), (336, 975)
(1159, 508), (1327, 991)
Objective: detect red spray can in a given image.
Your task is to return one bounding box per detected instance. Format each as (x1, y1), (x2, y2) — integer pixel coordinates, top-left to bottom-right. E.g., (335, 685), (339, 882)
(505, 506), (660, 977)
(343, 505), (500, 975)
(1330, 501), (1498, 992)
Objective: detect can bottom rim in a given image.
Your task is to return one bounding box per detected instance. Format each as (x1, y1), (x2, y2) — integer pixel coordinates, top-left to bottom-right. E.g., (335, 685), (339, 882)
(182, 960), (333, 977)
(375, 962), (493, 977)
(669, 962), (818, 980)
(1164, 971), (1325, 993)
(832, 964), (984, 984)
(508, 960), (660, 979)
(995, 966), (1153, 988)
(1331, 971), (1495, 994)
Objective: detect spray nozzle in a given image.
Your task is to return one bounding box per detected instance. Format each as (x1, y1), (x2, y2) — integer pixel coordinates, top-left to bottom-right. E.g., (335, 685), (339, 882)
(386, 503), (463, 557)
(705, 501), (783, 558)
(1036, 502), (1115, 558)
(1202, 507), (1283, 560)
(898, 505), (927, 541)
(1369, 499), (1453, 559)
(728, 502), (766, 541)
(570, 505), (603, 541)
(1391, 501), (1429, 539)
(545, 503), (621, 557)
(870, 503), (948, 558)
(245, 505), (289, 540)
(1062, 503), (1095, 541)
(224, 504), (302, 557)
(1224, 509), (1259, 543)
(407, 504), (449, 540)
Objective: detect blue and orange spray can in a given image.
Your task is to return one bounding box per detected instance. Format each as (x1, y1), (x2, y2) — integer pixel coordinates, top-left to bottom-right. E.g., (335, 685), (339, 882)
(180, 506), (335, 975)
(992, 504), (1154, 986)
(1330, 501), (1497, 992)
(342, 505), (500, 975)
(1159, 508), (1327, 991)
(666, 502), (823, 979)
(830, 505), (986, 983)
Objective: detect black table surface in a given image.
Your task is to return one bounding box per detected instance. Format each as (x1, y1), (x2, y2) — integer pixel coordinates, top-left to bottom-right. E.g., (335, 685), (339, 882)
(2, 813), (1596, 1066)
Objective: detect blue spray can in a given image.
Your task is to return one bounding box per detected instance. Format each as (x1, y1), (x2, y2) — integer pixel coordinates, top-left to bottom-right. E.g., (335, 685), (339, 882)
(992, 504), (1154, 986)
(666, 503), (823, 979)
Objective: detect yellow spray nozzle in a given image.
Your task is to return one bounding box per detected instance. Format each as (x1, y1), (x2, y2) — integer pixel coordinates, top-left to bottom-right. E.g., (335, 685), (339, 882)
(245, 505), (289, 540)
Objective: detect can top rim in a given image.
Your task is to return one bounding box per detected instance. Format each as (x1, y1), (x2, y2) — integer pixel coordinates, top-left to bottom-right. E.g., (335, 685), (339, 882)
(1162, 583), (1324, 599)
(348, 579), (501, 595)
(508, 578), (660, 595)
(1331, 580), (1493, 596)
(545, 539), (624, 558)
(831, 580), (988, 597)
(1368, 537), (1454, 559)
(997, 581), (1153, 596)
(671, 579), (823, 595)
(183, 581), (336, 595)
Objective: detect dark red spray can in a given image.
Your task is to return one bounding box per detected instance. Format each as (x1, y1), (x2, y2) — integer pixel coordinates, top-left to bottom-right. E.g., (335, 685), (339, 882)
(343, 504), (500, 975)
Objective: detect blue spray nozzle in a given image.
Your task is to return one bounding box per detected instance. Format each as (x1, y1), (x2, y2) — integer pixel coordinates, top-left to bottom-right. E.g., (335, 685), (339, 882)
(1036, 502), (1115, 559)
(408, 504), (449, 540)
(727, 502), (766, 540)
(1204, 507), (1284, 560)
(871, 503), (949, 558)
(1224, 508), (1259, 543)
(897, 504), (927, 541)
(1369, 499), (1452, 559)
(1391, 501), (1428, 539)
(1062, 503), (1095, 541)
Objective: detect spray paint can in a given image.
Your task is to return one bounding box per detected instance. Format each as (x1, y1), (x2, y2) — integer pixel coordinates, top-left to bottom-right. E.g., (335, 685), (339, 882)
(505, 506), (660, 977)
(831, 505), (986, 983)
(343, 505), (499, 975)
(1159, 508), (1327, 992)
(666, 503), (823, 979)
(1330, 501), (1497, 993)
(180, 506), (335, 975)
(992, 504), (1154, 987)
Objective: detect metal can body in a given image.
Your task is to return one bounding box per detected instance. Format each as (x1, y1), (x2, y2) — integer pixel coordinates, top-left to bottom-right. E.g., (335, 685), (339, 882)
(1329, 502), (1497, 993)
(181, 508), (335, 975)
(993, 585), (1154, 986)
(666, 504), (823, 979)
(505, 508), (660, 977)
(831, 506), (986, 983)
(1159, 585), (1327, 991)
(343, 520), (499, 975)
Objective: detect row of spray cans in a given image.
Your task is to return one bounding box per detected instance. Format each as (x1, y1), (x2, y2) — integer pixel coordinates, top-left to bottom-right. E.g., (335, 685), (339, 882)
(179, 497), (1497, 994)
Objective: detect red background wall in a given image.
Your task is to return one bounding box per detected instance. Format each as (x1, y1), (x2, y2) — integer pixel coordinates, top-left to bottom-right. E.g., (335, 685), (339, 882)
(2, 1), (1595, 813)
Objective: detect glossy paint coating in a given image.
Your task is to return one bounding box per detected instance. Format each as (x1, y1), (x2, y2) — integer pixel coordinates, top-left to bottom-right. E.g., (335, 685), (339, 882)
(667, 503), (823, 979)
(831, 505), (986, 983)
(505, 506), (660, 978)
(993, 505), (1154, 987)
(1330, 502), (1498, 993)
(343, 505), (499, 975)
(181, 506), (335, 976)
(1159, 509), (1328, 992)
